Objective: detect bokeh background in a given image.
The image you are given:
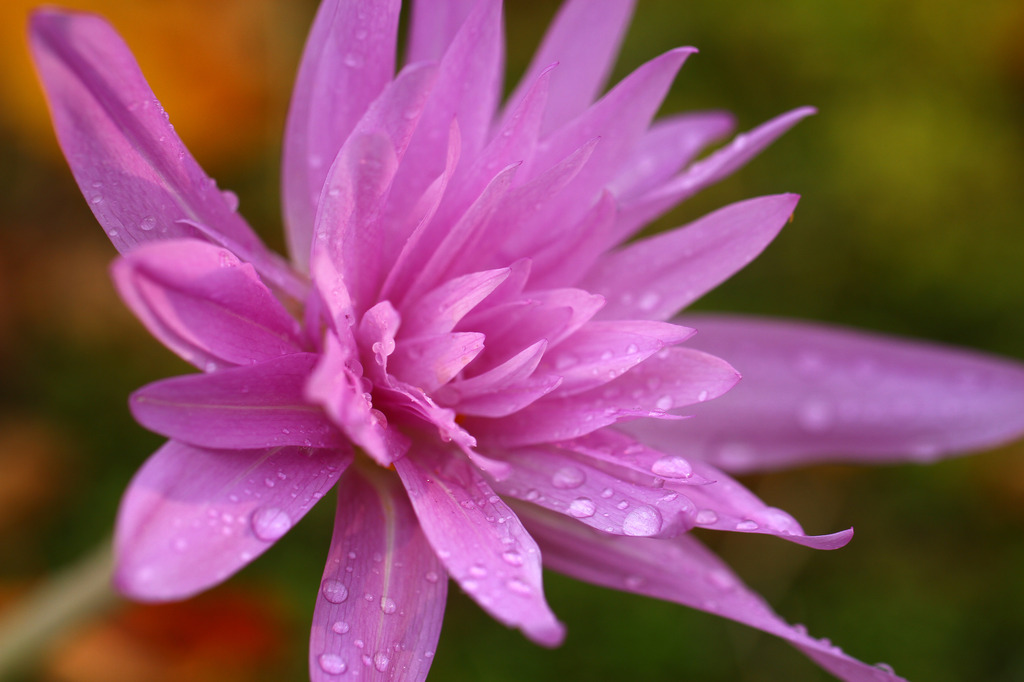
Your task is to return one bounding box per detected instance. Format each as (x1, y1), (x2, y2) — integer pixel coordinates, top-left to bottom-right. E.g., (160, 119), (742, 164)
(2, 1), (1023, 680)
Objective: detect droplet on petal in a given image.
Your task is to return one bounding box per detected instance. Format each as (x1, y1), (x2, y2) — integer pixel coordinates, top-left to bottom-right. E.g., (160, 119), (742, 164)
(650, 455), (693, 479)
(318, 653), (346, 675)
(250, 507), (292, 541)
(568, 497), (596, 518)
(622, 505), (663, 536)
(551, 466), (586, 489)
(321, 579), (349, 604)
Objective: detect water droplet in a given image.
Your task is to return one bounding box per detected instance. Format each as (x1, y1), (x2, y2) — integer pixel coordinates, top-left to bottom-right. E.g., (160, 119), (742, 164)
(139, 216), (157, 231)
(695, 509), (719, 525)
(697, 389), (709, 402)
(655, 395), (674, 411)
(331, 621), (350, 634)
(568, 497), (596, 518)
(425, 571), (440, 583)
(343, 52), (365, 68)
(650, 455), (693, 479)
(251, 507), (292, 541)
(373, 652), (390, 672)
(637, 291), (661, 311)
(735, 520), (759, 531)
(600, 487), (614, 498)
(622, 506), (662, 536)
(501, 550), (524, 566)
(507, 578), (531, 595)
(319, 653), (346, 675)
(707, 568), (738, 591)
(468, 564), (488, 578)
(551, 466), (585, 489)
(797, 398), (834, 432)
(625, 343), (639, 354)
(380, 596), (397, 614)
(221, 190), (239, 212)
(624, 575), (644, 590)
(321, 579), (349, 604)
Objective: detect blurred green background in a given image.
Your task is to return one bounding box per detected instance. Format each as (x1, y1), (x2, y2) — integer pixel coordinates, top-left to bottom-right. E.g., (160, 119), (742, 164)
(1, 0), (1023, 680)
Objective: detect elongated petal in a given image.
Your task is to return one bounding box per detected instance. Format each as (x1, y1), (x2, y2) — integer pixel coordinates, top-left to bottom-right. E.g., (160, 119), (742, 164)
(616, 107), (815, 240)
(503, 0), (635, 136)
(627, 315), (1024, 473)
(400, 267), (510, 338)
(390, 332), (485, 392)
(520, 507), (907, 682)
(29, 10), (267, 259)
(310, 468), (445, 682)
(282, 0), (401, 271)
(583, 194), (799, 320)
(394, 448), (565, 646)
(474, 347), (739, 447)
(112, 239), (303, 370)
(131, 354), (343, 449)
(116, 440), (351, 601)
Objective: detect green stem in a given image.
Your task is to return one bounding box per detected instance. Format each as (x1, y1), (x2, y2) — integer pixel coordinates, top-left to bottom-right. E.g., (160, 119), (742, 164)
(0, 537), (119, 678)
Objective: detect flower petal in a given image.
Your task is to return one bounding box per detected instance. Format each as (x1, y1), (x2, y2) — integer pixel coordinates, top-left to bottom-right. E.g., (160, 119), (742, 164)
(626, 315), (1024, 473)
(112, 239), (304, 370)
(282, 0), (401, 271)
(394, 448), (565, 646)
(400, 267), (511, 338)
(583, 194), (799, 320)
(310, 467), (446, 682)
(28, 10), (269, 261)
(503, 0), (636, 136)
(616, 107), (815, 241)
(521, 507), (907, 682)
(131, 354), (343, 450)
(474, 347), (739, 447)
(115, 440), (351, 601)
(390, 332), (485, 392)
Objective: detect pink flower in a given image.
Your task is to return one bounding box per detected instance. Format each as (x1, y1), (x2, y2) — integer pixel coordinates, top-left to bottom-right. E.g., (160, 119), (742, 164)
(29, 1), (1024, 680)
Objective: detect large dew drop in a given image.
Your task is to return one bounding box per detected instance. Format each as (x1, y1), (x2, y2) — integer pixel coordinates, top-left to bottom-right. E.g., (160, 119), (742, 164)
(622, 506), (663, 536)
(318, 653), (346, 675)
(321, 579), (349, 604)
(250, 507), (293, 541)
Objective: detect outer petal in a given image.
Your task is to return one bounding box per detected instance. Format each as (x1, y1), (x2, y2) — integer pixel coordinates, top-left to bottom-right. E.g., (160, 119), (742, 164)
(626, 315), (1024, 473)
(112, 239), (304, 370)
(615, 107), (815, 241)
(282, 0), (401, 271)
(131, 354), (343, 450)
(115, 440), (351, 601)
(310, 467), (446, 681)
(28, 11), (270, 262)
(582, 194), (799, 320)
(503, 0), (636, 136)
(521, 507), (907, 682)
(394, 448), (565, 646)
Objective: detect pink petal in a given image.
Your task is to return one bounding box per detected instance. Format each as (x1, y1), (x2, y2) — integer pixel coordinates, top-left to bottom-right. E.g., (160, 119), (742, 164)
(111, 239), (303, 371)
(626, 315), (1024, 473)
(313, 132), (399, 316)
(390, 332), (486, 392)
(282, 0), (401, 271)
(28, 10), (268, 261)
(616, 107), (816, 241)
(607, 110), (737, 201)
(472, 347), (739, 447)
(131, 354), (343, 450)
(310, 468), (445, 682)
(521, 507), (907, 682)
(406, 0), (479, 63)
(115, 440), (351, 601)
(391, 0), (504, 220)
(307, 331), (407, 466)
(399, 267), (511, 338)
(540, 320), (696, 397)
(503, 0), (636, 136)
(490, 447), (697, 538)
(394, 448), (565, 646)
(582, 194), (800, 320)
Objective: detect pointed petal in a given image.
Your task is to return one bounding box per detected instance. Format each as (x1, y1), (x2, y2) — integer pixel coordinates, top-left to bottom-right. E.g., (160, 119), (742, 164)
(310, 468), (445, 682)
(627, 315), (1024, 473)
(521, 507), (908, 682)
(112, 239), (303, 370)
(616, 107), (815, 240)
(503, 0), (636, 136)
(608, 110), (736, 201)
(400, 267), (511, 338)
(491, 447), (696, 538)
(390, 332), (485, 392)
(282, 0), (401, 271)
(394, 448), (565, 646)
(115, 440), (351, 601)
(473, 347), (739, 447)
(131, 354), (343, 450)
(406, 0), (479, 63)
(583, 194), (799, 320)
(28, 10), (267, 258)
(540, 320), (696, 397)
